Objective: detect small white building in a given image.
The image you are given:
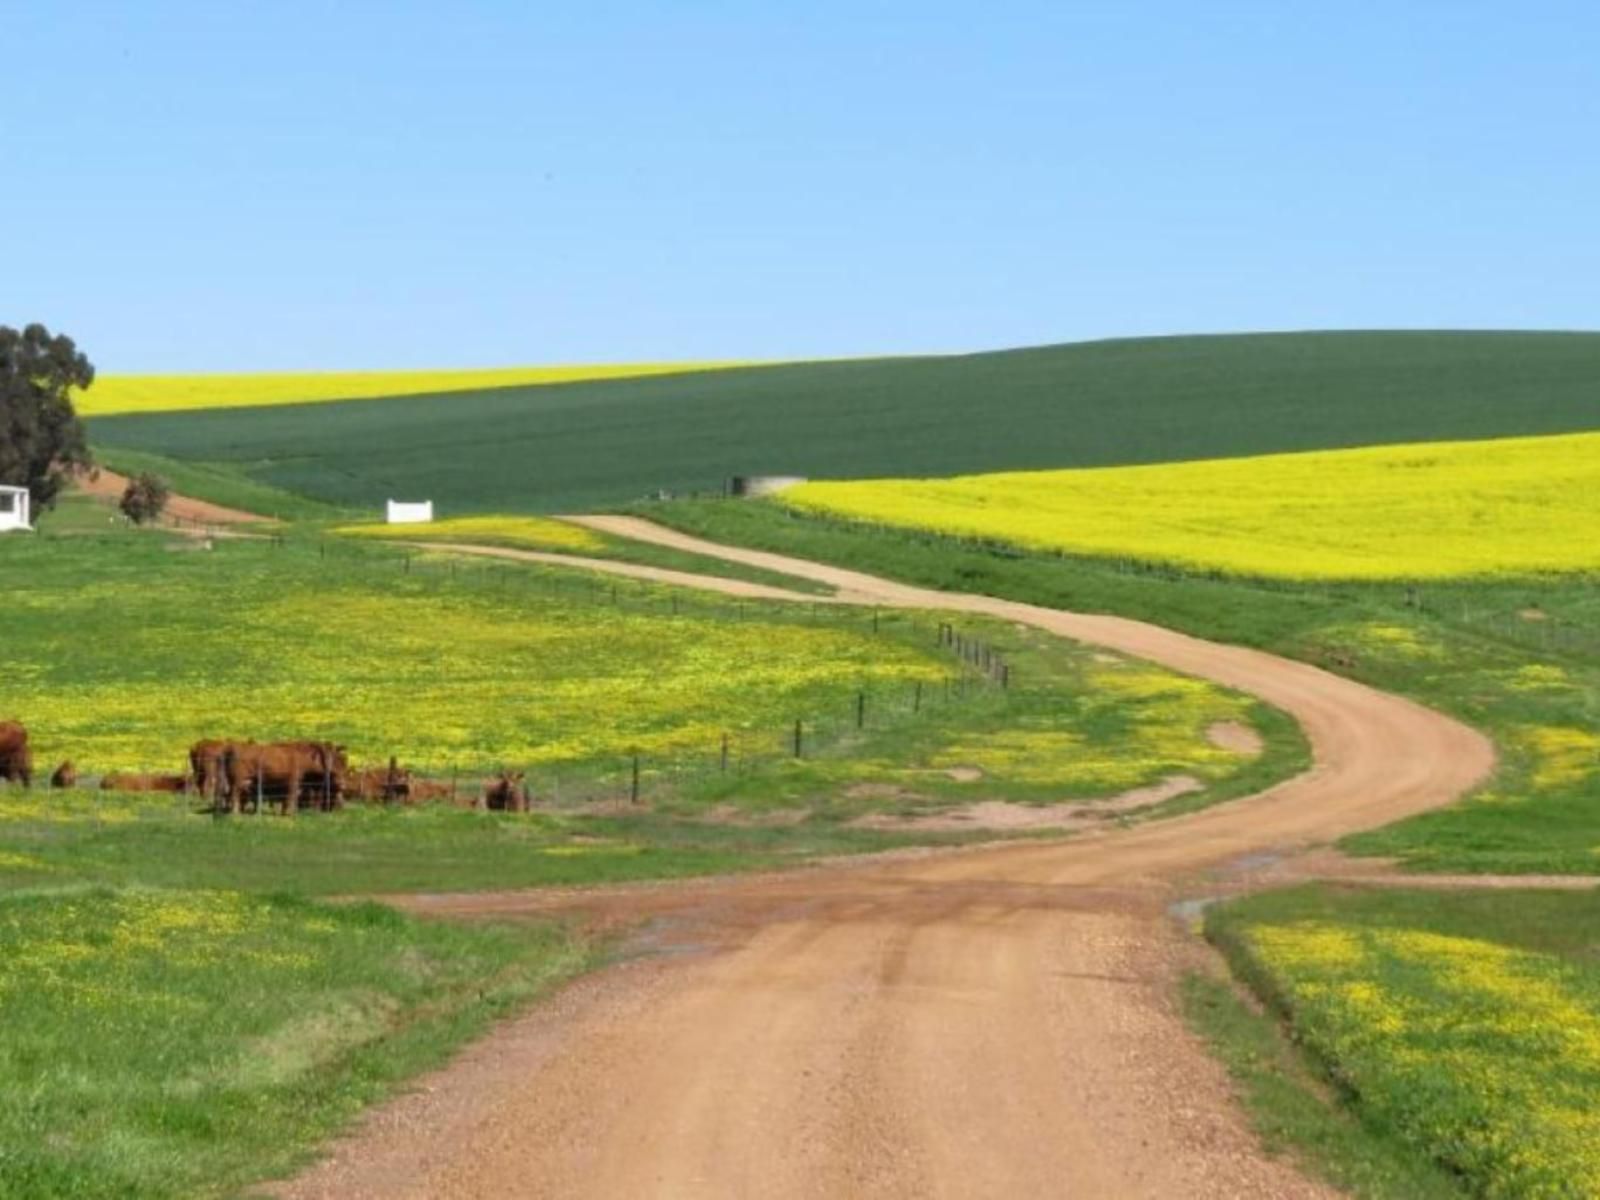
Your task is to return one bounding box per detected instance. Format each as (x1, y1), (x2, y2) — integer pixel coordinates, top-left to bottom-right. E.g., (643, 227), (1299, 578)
(385, 499), (434, 525)
(0, 486), (31, 533)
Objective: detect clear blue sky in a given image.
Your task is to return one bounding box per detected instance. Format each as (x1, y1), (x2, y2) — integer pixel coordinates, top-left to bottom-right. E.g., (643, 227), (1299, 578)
(5, 2), (1597, 371)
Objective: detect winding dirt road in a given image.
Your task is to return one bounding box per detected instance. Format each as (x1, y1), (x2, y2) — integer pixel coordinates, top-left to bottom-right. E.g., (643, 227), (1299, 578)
(278, 517), (1495, 1199)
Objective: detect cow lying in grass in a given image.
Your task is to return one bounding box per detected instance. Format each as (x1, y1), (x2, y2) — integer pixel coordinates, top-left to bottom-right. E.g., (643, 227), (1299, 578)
(346, 765), (414, 805)
(101, 772), (190, 793)
(50, 761), (76, 789)
(480, 771), (528, 812)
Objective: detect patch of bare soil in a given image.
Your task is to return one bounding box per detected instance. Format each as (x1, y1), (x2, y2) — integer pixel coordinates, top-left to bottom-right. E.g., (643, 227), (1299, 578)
(848, 774), (1204, 833)
(74, 468), (270, 526)
(1207, 720), (1264, 755)
(699, 804), (812, 826)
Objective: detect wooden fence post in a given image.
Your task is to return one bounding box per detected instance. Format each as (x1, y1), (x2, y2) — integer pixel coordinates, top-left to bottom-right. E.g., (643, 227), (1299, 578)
(631, 755), (641, 804)
(793, 720), (803, 758)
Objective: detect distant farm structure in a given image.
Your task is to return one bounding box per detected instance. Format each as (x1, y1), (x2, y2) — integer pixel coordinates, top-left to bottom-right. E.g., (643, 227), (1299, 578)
(0, 486), (32, 532)
(727, 475), (807, 498)
(386, 499), (434, 525)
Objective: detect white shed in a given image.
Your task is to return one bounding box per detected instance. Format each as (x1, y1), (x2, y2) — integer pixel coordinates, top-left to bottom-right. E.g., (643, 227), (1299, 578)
(385, 499), (434, 525)
(0, 486), (31, 533)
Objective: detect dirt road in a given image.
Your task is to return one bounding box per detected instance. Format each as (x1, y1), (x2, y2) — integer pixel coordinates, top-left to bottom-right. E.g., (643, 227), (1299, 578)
(279, 517), (1495, 1199)
(74, 467), (266, 525)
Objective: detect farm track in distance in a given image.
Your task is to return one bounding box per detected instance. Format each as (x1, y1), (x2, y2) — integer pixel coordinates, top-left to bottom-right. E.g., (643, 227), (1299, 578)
(275, 517), (1496, 1199)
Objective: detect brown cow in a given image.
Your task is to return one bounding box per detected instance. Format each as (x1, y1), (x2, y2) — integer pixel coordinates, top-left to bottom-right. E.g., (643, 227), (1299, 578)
(347, 764), (413, 804)
(189, 739), (233, 808)
(408, 779), (453, 804)
(480, 771), (528, 812)
(223, 741), (347, 815)
(101, 772), (190, 793)
(50, 761), (77, 789)
(0, 721), (31, 789)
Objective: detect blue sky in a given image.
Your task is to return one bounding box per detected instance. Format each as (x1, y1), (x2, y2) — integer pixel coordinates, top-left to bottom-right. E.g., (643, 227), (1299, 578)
(4, 3), (1597, 371)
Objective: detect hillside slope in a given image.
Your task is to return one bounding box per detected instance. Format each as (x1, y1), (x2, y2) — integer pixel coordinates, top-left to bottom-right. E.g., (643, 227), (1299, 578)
(88, 331), (1600, 514)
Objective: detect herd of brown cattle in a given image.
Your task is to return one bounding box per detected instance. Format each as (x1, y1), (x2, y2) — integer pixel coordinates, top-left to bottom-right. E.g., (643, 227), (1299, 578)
(0, 720), (531, 813)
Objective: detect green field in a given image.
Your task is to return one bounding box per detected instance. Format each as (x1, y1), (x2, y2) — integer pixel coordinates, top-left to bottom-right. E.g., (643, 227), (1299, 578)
(0, 885), (590, 1199)
(85, 331), (1600, 514)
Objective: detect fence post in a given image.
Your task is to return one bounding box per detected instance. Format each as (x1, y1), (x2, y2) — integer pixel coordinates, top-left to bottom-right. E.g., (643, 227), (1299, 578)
(856, 691), (866, 729)
(630, 754), (640, 804)
(793, 719), (803, 758)
(720, 733), (729, 773)
(914, 680), (922, 712)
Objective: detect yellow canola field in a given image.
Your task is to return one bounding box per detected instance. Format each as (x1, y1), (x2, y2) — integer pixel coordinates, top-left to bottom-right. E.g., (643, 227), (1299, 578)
(782, 431), (1600, 581)
(80, 361), (758, 417)
(1245, 919), (1600, 1193)
(334, 515), (606, 555)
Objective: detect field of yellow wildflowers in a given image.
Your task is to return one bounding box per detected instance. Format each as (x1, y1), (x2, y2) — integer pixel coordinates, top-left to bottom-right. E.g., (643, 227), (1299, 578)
(77, 361), (757, 416)
(1208, 885), (1600, 1197)
(780, 430), (1600, 581)
(2, 529), (1281, 820)
(3, 534), (944, 776)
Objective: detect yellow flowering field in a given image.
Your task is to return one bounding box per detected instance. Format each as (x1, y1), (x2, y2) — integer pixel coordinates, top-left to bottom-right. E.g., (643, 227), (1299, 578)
(1, 536), (945, 776)
(781, 430), (1600, 581)
(77, 361), (757, 416)
(334, 514), (608, 554)
(1211, 886), (1600, 1197)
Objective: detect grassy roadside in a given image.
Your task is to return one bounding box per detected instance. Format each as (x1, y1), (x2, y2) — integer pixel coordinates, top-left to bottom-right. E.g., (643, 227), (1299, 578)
(636, 500), (1600, 875)
(1179, 972), (1464, 1199)
(1204, 885), (1600, 1196)
(0, 885), (594, 1200)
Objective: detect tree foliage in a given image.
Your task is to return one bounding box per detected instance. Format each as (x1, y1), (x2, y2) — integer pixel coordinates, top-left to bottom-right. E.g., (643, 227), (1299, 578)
(0, 323), (94, 510)
(119, 472), (171, 525)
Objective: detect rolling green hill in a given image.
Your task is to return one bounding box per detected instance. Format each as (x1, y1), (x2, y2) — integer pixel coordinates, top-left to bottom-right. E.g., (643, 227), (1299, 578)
(87, 331), (1600, 515)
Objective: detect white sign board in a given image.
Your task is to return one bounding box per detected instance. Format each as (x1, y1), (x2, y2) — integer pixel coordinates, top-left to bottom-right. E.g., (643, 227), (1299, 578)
(385, 499), (434, 525)
(0, 486), (31, 533)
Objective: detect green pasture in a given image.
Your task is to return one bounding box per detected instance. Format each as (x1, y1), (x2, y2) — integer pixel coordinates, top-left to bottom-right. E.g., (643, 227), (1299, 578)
(0, 885), (591, 1199)
(86, 331), (1600, 514)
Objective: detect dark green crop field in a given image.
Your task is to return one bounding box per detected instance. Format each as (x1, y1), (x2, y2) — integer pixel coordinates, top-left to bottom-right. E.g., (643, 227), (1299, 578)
(88, 331), (1600, 515)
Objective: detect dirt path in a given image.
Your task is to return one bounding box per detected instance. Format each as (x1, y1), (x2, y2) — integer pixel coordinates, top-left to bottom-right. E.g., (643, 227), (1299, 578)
(75, 467), (267, 525)
(278, 516), (1496, 1199)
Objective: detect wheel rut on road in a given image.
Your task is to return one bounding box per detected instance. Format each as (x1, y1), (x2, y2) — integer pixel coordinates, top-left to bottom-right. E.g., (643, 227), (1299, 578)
(276, 516), (1496, 1200)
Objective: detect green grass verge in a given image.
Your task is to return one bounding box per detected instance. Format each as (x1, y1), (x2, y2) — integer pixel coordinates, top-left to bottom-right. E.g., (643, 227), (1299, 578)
(86, 331), (1600, 514)
(1205, 884), (1600, 1196)
(0, 885), (593, 1199)
(637, 500), (1600, 874)
(1179, 972), (1463, 1199)
(0, 800), (986, 895)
